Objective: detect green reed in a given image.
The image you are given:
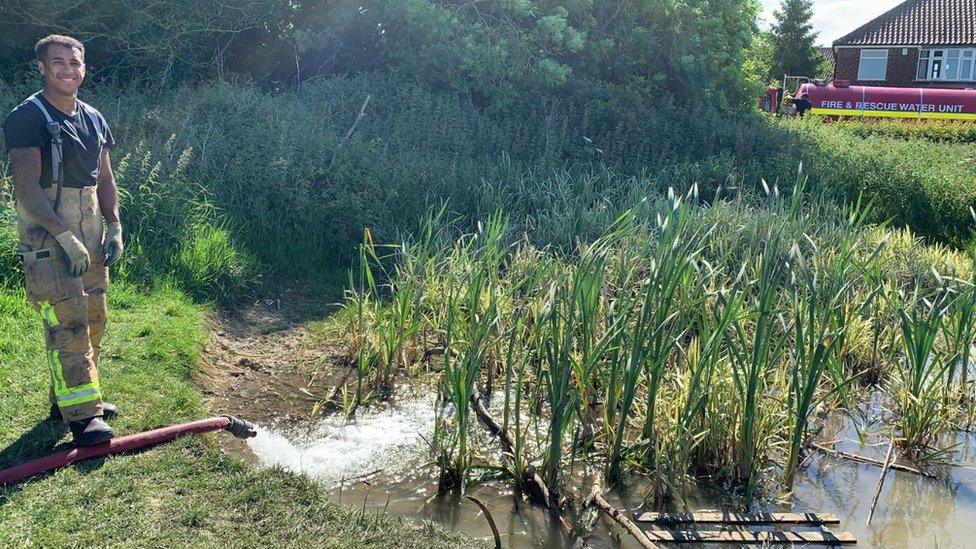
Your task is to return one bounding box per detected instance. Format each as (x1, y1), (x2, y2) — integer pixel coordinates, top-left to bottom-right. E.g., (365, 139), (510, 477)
(727, 236), (787, 497)
(895, 289), (953, 452)
(944, 279), (976, 400)
(331, 182), (975, 505)
(782, 200), (878, 484)
(437, 264), (499, 490)
(539, 242), (621, 501)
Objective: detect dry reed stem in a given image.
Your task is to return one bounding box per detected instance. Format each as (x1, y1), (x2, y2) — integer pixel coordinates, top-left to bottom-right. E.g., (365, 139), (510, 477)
(866, 437), (896, 525)
(812, 442), (936, 478)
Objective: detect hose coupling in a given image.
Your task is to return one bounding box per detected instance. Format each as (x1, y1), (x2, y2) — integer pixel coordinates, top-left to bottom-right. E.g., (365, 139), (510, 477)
(222, 415), (257, 439)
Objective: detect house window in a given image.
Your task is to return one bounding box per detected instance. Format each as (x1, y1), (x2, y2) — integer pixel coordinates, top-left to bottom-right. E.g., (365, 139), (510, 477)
(946, 50), (960, 80)
(857, 49), (888, 81)
(918, 49), (976, 81)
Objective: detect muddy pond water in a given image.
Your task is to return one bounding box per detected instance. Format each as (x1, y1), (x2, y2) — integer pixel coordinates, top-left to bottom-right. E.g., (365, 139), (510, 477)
(246, 395), (976, 548)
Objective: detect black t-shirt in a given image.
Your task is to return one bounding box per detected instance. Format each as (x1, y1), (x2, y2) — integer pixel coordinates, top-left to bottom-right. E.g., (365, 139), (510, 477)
(3, 93), (116, 188)
(794, 98), (813, 114)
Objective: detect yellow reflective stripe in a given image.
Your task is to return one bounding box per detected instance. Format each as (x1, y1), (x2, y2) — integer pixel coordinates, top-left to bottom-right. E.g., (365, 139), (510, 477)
(47, 349), (66, 394)
(46, 350), (102, 408)
(40, 301), (59, 327)
(57, 386), (102, 408)
(810, 107), (976, 120)
(58, 382), (99, 397)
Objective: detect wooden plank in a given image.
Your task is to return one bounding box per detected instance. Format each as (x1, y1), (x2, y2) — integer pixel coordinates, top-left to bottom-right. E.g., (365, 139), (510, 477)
(635, 511), (840, 525)
(643, 530), (856, 545)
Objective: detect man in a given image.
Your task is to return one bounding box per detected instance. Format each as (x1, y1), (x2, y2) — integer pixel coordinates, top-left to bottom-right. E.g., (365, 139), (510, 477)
(3, 35), (124, 446)
(793, 92), (813, 117)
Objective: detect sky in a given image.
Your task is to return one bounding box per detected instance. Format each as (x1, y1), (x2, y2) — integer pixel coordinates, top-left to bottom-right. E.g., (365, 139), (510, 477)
(758, 0), (906, 45)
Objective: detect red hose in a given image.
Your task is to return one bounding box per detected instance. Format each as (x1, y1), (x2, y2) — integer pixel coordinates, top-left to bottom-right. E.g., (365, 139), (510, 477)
(0, 415), (256, 486)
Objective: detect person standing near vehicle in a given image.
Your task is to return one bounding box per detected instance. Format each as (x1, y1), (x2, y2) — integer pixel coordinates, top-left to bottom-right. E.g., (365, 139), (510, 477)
(3, 35), (123, 446)
(793, 92), (813, 117)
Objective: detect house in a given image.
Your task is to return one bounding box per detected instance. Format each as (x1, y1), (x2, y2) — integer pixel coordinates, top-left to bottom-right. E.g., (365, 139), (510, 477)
(832, 0), (976, 88)
(818, 46), (835, 68)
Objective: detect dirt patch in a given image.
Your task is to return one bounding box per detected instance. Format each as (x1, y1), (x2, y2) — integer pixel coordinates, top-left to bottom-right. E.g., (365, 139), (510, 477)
(194, 283), (354, 460)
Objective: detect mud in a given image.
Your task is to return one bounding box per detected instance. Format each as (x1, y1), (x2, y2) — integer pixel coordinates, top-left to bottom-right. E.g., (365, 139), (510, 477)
(194, 283), (352, 460)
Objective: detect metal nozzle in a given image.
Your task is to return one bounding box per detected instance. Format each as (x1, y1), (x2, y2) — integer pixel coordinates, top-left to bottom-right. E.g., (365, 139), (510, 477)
(222, 415), (257, 439)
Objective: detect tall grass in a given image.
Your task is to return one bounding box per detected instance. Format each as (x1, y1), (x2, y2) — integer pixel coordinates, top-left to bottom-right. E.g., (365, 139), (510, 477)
(944, 280), (976, 401)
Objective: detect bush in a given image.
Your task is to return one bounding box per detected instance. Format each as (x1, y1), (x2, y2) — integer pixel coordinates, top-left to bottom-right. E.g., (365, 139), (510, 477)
(769, 119), (976, 247)
(831, 119), (976, 144)
(0, 201), (19, 288)
(0, 0), (762, 110)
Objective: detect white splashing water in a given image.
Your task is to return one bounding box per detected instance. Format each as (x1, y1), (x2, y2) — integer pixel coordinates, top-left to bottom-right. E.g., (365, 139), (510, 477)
(246, 397), (436, 486)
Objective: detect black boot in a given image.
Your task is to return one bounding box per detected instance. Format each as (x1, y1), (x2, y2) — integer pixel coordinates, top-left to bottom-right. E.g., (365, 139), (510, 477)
(69, 417), (115, 446)
(50, 402), (119, 422)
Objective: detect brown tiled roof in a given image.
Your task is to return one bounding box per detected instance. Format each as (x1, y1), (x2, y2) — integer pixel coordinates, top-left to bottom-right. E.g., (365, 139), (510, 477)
(818, 47), (835, 62)
(834, 0), (976, 46)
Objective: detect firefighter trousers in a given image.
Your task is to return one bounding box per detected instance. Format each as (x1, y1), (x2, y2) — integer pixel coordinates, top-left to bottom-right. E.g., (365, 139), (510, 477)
(17, 186), (109, 423)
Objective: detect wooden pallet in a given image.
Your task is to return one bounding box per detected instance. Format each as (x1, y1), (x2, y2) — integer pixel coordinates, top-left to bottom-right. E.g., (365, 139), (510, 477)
(642, 530), (856, 545)
(636, 512), (840, 525)
(635, 511), (855, 546)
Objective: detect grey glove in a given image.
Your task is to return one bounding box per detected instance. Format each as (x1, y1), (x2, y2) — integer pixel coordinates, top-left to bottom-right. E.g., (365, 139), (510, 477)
(102, 221), (123, 267)
(55, 230), (90, 277)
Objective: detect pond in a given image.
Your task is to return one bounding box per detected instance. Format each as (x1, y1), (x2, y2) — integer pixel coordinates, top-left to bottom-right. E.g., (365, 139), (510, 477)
(246, 395), (976, 548)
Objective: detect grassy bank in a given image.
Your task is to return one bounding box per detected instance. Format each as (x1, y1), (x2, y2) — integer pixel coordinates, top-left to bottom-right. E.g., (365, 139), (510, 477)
(0, 283), (466, 547)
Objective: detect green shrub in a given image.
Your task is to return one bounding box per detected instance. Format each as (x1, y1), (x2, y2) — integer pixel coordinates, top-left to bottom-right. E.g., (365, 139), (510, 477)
(770, 119), (976, 247)
(109, 142), (256, 300)
(0, 1), (762, 111)
(832, 119), (976, 144)
(0, 201), (19, 288)
(173, 220), (253, 300)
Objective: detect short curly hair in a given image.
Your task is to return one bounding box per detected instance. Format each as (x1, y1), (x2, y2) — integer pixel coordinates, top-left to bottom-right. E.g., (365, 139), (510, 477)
(35, 35), (85, 62)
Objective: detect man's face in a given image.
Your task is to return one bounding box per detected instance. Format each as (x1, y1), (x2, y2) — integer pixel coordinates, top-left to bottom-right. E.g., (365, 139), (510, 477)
(36, 45), (85, 96)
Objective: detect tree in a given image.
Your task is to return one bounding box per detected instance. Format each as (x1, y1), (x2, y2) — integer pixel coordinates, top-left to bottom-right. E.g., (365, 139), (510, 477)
(0, 0), (762, 110)
(0, 0), (274, 86)
(744, 31), (775, 88)
(769, 0), (820, 81)
(816, 52), (835, 80)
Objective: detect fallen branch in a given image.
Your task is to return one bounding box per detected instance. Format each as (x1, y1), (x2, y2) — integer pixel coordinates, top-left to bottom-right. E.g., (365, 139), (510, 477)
(466, 496), (502, 549)
(585, 481), (663, 549)
(470, 393), (586, 546)
(343, 468), (383, 484)
(866, 437), (895, 525)
(470, 393), (552, 507)
(812, 443), (936, 478)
